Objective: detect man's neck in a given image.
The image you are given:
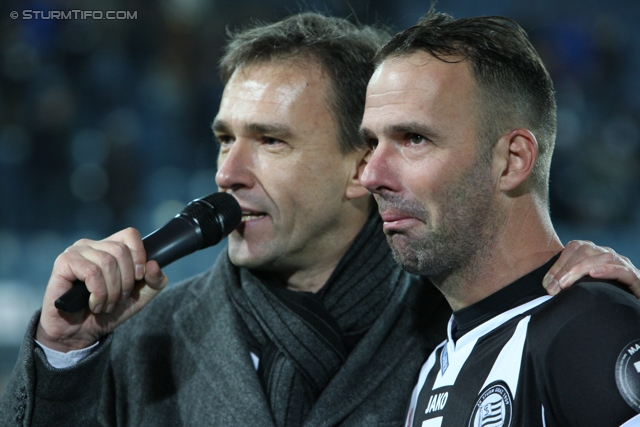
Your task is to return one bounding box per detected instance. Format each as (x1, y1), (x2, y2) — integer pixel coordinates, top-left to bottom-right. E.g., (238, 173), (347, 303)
(435, 202), (563, 311)
(450, 252), (560, 341)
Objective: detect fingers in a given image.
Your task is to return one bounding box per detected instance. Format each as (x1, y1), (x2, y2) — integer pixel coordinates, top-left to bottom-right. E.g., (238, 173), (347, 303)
(107, 227), (147, 283)
(143, 260), (168, 291)
(51, 228), (147, 314)
(77, 242), (133, 313)
(543, 240), (640, 297)
(133, 260), (169, 308)
(543, 240), (595, 294)
(588, 262), (640, 300)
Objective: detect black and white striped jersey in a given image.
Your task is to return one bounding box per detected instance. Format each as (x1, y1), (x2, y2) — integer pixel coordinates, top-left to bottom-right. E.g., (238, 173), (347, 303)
(406, 256), (640, 427)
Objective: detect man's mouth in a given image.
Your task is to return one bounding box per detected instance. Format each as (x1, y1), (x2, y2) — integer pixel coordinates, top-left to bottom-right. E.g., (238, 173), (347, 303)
(379, 209), (419, 223)
(241, 211), (266, 222)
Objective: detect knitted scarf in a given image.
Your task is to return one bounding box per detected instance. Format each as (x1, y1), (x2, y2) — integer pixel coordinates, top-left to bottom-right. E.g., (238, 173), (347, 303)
(224, 211), (400, 427)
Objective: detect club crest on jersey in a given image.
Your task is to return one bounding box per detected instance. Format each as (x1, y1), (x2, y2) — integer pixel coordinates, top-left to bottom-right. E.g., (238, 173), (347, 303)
(468, 381), (513, 427)
(616, 339), (640, 411)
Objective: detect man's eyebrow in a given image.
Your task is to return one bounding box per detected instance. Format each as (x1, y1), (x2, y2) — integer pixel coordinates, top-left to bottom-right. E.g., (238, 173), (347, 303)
(211, 119), (294, 140)
(358, 123), (441, 146)
(211, 119), (230, 134)
(244, 123), (294, 139)
(385, 122), (441, 140)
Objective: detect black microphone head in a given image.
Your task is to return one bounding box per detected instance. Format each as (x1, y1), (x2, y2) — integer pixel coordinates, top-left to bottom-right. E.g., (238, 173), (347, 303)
(180, 192), (241, 248)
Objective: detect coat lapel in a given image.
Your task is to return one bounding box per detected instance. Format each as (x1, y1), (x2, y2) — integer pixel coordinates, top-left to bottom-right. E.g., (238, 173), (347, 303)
(302, 279), (416, 426)
(303, 276), (449, 427)
(173, 270), (275, 427)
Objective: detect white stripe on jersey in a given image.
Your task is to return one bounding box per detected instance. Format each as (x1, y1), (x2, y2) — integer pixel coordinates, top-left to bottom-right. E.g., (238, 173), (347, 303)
(422, 417), (443, 427)
(620, 413), (640, 427)
(480, 315), (531, 399)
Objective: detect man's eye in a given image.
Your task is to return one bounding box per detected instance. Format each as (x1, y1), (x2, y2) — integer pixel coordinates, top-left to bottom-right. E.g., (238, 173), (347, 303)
(264, 137), (281, 145)
(409, 134), (427, 145)
(216, 135), (234, 146)
(367, 138), (379, 150)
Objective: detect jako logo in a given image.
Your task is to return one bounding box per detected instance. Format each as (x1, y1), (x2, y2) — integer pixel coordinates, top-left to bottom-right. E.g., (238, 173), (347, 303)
(425, 392), (448, 414)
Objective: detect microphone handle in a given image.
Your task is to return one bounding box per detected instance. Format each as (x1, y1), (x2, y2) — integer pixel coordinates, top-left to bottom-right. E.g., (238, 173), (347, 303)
(54, 215), (203, 313)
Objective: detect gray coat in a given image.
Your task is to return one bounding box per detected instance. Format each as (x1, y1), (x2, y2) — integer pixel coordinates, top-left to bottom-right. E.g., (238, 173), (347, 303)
(1, 260), (449, 426)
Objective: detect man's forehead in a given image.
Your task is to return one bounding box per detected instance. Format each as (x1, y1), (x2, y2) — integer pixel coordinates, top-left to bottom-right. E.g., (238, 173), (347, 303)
(365, 52), (475, 115)
(222, 70), (308, 106)
(219, 59), (331, 112)
(230, 57), (328, 88)
(371, 52), (470, 89)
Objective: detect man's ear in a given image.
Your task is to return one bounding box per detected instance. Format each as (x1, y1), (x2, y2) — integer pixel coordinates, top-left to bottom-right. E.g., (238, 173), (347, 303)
(495, 128), (538, 192)
(345, 148), (372, 200)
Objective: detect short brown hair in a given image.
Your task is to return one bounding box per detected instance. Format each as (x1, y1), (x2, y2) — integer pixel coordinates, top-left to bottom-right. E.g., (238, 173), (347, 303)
(220, 12), (390, 153)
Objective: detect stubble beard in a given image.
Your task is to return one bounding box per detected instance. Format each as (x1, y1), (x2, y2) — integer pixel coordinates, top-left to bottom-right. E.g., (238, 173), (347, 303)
(383, 156), (502, 287)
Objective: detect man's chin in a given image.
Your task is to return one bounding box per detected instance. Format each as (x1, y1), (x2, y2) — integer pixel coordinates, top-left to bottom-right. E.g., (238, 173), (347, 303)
(227, 245), (269, 270)
(228, 255), (257, 269)
(388, 239), (439, 277)
(390, 251), (423, 276)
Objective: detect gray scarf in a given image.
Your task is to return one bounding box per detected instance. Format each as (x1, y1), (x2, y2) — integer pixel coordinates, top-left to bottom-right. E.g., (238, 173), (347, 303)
(225, 211), (401, 427)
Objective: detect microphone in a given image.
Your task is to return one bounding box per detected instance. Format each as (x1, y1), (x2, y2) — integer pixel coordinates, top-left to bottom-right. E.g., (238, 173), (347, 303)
(54, 192), (242, 313)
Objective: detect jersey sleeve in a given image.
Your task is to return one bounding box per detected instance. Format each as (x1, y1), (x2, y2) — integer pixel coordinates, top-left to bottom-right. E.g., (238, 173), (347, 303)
(530, 281), (640, 426)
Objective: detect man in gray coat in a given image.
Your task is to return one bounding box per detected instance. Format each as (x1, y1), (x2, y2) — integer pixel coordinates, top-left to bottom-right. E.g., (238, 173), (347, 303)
(2, 12), (638, 427)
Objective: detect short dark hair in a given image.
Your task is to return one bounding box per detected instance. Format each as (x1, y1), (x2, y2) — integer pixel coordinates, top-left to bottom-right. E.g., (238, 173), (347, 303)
(220, 12), (390, 153)
(374, 8), (557, 198)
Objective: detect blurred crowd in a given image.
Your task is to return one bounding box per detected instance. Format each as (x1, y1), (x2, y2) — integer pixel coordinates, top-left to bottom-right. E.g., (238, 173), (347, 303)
(1, 0), (639, 388)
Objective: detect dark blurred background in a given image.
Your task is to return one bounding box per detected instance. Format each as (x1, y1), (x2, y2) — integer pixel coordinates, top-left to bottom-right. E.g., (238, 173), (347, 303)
(1, 0), (639, 394)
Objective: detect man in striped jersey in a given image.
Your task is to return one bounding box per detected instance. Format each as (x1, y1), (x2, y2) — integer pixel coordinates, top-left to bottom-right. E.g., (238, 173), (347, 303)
(360, 7), (640, 427)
